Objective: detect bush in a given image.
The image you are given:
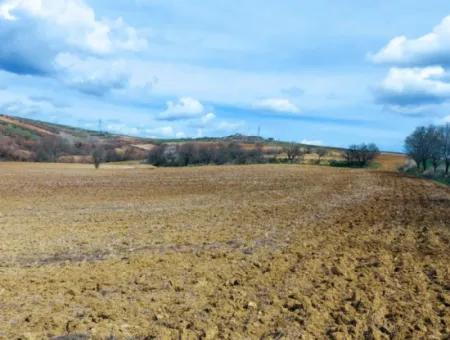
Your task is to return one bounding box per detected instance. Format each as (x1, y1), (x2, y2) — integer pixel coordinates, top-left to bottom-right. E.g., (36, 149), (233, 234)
(92, 147), (105, 169)
(329, 160), (352, 167)
(343, 143), (379, 167)
(3, 124), (38, 140)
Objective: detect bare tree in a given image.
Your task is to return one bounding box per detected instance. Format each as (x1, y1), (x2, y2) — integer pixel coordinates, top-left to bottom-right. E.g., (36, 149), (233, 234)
(405, 126), (432, 171)
(344, 143), (379, 167)
(284, 143), (301, 163)
(92, 146), (105, 169)
(316, 148), (327, 163)
(362, 143), (380, 166)
(34, 136), (72, 162)
(344, 145), (358, 165)
(440, 123), (450, 175)
(427, 125), (443, 173)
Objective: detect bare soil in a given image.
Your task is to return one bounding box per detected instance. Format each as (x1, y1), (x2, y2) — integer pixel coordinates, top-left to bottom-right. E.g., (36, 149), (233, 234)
(0, 162), (448, 339)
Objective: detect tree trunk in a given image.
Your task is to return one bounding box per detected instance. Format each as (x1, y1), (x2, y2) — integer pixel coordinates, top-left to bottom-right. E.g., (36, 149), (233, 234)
(422, 159), (427, 171)
(446, 160), (449, 175)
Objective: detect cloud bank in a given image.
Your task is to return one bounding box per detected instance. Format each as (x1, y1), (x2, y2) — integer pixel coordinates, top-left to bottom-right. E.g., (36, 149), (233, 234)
(0, 0), (147, 94)
(370, 16), (450, 66)
(372, 15), (450, 112)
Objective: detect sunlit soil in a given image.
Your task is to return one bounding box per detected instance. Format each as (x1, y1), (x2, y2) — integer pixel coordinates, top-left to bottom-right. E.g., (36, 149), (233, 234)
(0, 162), (448, 339)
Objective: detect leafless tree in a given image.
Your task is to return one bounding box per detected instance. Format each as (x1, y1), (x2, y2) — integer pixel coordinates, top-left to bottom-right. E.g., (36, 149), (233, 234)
(316, 148), (327, 163)
(92, 146), (105, 169)
(405, 126), (432, 171)
(427, 125), (443, 173)
(344, 143), (379, 167)
(284, 143), (301, 163)
(440, 123), (450, 175)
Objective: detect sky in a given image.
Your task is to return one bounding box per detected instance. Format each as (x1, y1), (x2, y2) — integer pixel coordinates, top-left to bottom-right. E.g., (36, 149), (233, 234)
(1, 1), (450, 151)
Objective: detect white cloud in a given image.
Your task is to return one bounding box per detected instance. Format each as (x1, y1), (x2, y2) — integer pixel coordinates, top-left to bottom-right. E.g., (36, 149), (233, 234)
(371, 15), (450, 117)
(375, 66), (450, 108)
(443, 115), (450, 123)
(158, 97), (222, 131)
(158, 126), (174, 136)
(0, 0), (147, 55)
(54, 53), (130, 96)
(159, 97), (205, 120)
(106, 123), (141, 136)
(253, 98), (300, 113)
(217, 121), (244, 131)
(144, 125), (185, 138)
(200, 112), (216, 124)
(175, 131), (186, 138)
(301, 139), (323, 145)
(370, 15), (450, 66)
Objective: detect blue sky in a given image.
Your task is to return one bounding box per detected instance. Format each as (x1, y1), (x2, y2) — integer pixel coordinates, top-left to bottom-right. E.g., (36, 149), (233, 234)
(1, 1), (450, 151)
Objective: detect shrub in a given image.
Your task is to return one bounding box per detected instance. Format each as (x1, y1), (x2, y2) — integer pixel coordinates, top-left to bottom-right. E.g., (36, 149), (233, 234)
(343, 143), (379, 167)
(92, 147), (105, 169)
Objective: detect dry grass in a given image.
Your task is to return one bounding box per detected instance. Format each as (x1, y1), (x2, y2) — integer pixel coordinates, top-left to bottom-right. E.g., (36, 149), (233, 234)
(0, 162), (449, 339)
(375, 153), (408, 172)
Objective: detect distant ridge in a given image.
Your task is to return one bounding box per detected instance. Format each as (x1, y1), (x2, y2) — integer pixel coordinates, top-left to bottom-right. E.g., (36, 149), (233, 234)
(0, 114), (401, 163)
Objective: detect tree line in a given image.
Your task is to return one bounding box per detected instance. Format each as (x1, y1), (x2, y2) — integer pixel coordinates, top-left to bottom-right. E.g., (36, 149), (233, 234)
(405, 123), (450, 175)
(147, 141), (380, 168)
(147, 142), (266, 166)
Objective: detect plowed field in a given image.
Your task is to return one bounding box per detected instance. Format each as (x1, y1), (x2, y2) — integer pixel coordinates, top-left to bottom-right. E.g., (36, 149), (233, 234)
(0, 163), (449, 339)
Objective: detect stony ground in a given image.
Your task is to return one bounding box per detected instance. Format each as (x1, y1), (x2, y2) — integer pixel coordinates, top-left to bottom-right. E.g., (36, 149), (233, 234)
(0, 162), (449, 339)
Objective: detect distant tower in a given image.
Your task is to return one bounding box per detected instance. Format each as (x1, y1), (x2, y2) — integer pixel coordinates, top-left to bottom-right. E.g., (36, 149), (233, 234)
(257, 125), (261, 137)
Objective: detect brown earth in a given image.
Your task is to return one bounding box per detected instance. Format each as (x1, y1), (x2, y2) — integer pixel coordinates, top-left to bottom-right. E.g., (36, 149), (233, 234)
(0, 163), (449, 339)
(375, 153), (407, 172)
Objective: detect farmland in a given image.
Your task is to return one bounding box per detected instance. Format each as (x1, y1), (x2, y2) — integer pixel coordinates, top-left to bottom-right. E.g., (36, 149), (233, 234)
(0, 162), (449, 339)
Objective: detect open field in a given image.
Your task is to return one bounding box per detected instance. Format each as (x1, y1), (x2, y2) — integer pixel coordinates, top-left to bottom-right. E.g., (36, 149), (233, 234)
(374, 153), (408, 172)
(0, 163), (449, 339)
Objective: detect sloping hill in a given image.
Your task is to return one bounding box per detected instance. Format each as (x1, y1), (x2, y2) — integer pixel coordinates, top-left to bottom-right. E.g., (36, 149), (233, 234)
(0, 115), (151, 162)
(0, 116), (57, 136)
(0, 114), (405, 167)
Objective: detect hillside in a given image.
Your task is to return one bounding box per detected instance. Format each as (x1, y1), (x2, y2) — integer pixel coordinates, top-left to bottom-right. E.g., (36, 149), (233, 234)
(0, 115), (336, 163)
(0, 115), (405, 169)
(0, 115), (153, 162)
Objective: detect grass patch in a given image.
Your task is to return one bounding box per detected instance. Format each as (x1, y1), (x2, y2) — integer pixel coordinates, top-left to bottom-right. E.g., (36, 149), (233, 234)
(1, 123), (39, 140)
(403, 168), (450, 186)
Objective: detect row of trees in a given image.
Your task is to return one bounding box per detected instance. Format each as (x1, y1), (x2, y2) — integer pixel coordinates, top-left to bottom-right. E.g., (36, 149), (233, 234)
(147, 141), (381, 168)
(405, 124), (450, 174)
(282, 143), (328, 163)
(148, 142), (266, 166)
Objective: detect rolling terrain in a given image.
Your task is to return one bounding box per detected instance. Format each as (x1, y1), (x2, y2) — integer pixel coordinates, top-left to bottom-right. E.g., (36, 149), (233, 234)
(0, 162), (448, 339)
(0, 114), (351, 164)
(0, 115), (152, 162)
